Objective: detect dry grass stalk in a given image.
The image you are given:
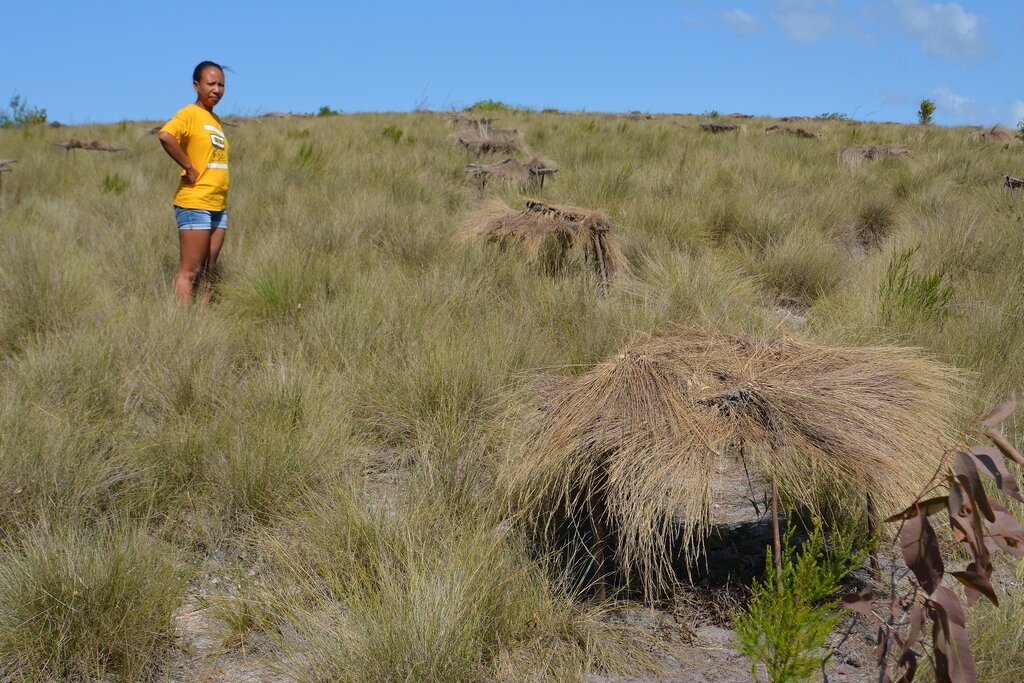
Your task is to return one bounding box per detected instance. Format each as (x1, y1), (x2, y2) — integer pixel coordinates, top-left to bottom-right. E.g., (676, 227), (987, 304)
(700, 122), (739, 134)
(764, 125), (824, 139)
(500, 329), (964, 596)
(465, 157), (558, 190)
(460, 198), (626, 293)
(967, 125), (1020, 145)
(52, 139), (126, 152)
(838, 144), (909, 168)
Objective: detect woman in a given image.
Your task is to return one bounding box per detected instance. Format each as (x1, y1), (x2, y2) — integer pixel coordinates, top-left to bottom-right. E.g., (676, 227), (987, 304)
(158, 61), (230, 304)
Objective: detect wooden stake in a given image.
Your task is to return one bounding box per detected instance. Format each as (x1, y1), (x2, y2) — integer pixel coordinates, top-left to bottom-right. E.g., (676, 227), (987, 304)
(588, 488), (608, 602)
(771, 479), (783, 580)
(593, 232), (610, 297)
(866, 493), (881, 579)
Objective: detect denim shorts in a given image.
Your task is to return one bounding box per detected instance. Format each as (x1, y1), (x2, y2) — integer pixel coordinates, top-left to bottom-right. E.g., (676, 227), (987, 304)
(174, 205), (227, 231)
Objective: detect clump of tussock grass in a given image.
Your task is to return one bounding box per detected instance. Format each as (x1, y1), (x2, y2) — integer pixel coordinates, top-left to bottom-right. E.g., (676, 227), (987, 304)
(851, 196), (899, 248)
(460, 197), (628, 293)
(500, 329), (965, 596)
(0, 230), (98, 357)
(249, 483), (653, 683)
(745, 227), (848, 305)
(0, 522), (185, 682)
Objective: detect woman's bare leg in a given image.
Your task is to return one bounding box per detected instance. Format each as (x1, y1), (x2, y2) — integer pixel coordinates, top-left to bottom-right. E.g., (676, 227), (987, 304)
(175, 230), (212, 303)
(198, 228), (227, 308)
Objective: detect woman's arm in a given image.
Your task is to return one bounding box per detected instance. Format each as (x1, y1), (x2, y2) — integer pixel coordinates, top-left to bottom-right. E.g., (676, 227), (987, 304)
(158, 131), (199, 184)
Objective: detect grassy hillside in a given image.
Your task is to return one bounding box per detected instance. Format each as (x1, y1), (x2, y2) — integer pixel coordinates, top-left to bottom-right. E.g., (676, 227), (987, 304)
(0, 110), (1022, 681)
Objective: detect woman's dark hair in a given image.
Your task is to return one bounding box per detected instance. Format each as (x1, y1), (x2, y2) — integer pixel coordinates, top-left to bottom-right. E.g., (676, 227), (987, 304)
(192, 61), (225, 83)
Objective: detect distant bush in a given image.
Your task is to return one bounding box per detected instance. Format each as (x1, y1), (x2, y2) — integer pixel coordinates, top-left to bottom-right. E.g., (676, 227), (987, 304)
(101, 173), (128, 195)
(1016, 119), (1024, 142)
(917, 98), (936, 125)
(878, 246), (953, 326)
(0, 94), (46, 128)
(466, 99), (527, 113)
(702, 109), (721, 119)
(317, 105), (341, 117)
(815, 112), (849, 121)
(382, 124), (404, 143)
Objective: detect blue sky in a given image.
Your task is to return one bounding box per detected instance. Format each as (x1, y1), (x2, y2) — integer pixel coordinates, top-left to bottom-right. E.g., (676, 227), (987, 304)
(4, 1), (1021, 126)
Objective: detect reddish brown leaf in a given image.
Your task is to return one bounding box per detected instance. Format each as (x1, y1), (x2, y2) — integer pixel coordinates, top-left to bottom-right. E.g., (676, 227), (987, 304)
(952, 563), (998, 607)
(985, 428), (1024, 466)
(981, 392), (1017, 428)
(885, 496), (949, 523)
(842, 589), (875, 615)
(895, 649), (919, 683)
(967, 446), (1024, 503)
(954, 453), (996, 522)
(931, 587), (976, 683)
(901, 509), (944, 595)
(905, 600), (926, 653)
(988, 500), (1024, 557)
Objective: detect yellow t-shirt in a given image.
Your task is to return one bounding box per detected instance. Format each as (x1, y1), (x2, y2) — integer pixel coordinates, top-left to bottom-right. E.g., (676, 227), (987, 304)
(160, 104), (230, 211)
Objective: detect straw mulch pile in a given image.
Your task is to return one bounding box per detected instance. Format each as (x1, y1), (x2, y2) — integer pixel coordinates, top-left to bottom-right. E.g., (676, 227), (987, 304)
(454, 121), (530, 156)
(465, 157), (558, 189)
(52, 139), (127, 152)
(499, 330), (964, 595)
(460, 198), (627, 293)
(700, 122), (740, 134)
(765, 124), (824, 139)
(838, 144), (909, 168)
(967, 125), (1020, 145)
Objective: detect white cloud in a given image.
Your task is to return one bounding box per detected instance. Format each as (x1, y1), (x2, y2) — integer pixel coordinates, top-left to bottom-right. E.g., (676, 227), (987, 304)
(773, 1), (839, 42)
(892, 1), (987, 62)
(722, 9), (763, 36)
(932, 86), (977, 122)
(1011, 101), (1024, 124)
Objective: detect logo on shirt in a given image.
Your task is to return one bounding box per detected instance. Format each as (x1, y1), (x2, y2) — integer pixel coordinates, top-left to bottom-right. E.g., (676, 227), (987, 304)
(210, 134), (226, 149)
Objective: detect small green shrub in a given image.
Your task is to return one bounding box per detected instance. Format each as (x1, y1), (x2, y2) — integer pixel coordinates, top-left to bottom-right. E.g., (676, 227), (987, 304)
(815, 112), (849, 121)
(917, 98), (936, 125)
(878, 246), (953, 326)
(734, 520), (865, 683)
(294, 141), (324, 171)
(702, 109), (720, 119)
(381, 124), (404, 143)
(101, 173), (128, 195)
(0, 94), (46, 128)
(317, 105), (341, 117)
(466, 99), (525, 113)
(0, 524), (185, 682)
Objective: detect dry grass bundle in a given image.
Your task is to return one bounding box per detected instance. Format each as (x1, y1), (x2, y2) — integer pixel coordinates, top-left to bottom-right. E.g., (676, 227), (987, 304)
(500, 329), (964, 595)
(52, 139), (126, 152)
(967, 125), (1020, 145)
(465, 157), (558, 189)
(460, 198), (626, 293)
(838, 144), (909, 168)
(700, 122), (739, 134)
(455, 122), (530, 156)
(764, 125), (824, 139)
